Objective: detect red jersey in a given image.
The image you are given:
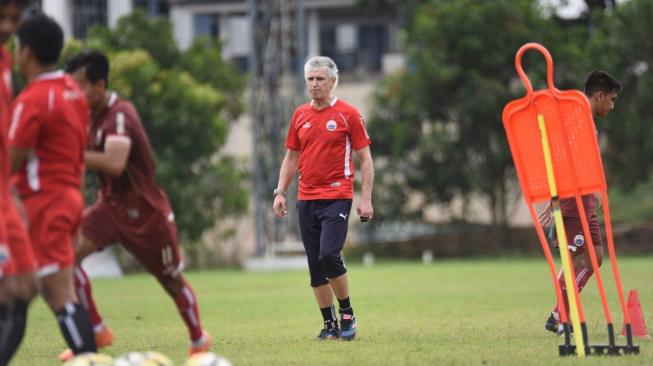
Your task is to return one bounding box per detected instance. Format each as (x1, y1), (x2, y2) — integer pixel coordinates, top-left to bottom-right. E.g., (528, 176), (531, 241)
(0, 46), (12, 267)
(285, 97), (371, 200)
(9, 71), (87, 197)
(88, 92), (170, 214)
(0, 47), (12, 203)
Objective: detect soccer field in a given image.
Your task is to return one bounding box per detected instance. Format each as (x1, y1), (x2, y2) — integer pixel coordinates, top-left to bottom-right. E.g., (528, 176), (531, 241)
(10, 256), (652, 365)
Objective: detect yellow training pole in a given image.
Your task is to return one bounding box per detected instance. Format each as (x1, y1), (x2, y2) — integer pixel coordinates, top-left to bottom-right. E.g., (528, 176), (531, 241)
(538, 114), (586, 357)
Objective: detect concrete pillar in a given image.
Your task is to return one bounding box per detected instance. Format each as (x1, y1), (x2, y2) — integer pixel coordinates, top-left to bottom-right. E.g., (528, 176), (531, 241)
(108, 0), (133, 29)
(42, 0), (73, 40)
(170, 5), (194, 50)
(307, 9), (319, 57)
(219, 13), (230, 58)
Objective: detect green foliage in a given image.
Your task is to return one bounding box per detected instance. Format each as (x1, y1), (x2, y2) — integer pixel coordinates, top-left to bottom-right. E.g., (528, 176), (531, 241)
(369, 0), (589, 224)
(76, 12), (247, 242)
(368, 0), (653, 225)
(86, 10), (180, 68)
(609, 175), (653, 224)
(588, 0), (653, 191)
(180, 36), (246, 120)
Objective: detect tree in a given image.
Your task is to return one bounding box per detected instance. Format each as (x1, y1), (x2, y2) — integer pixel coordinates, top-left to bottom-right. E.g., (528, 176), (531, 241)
(587, 0), (653, 190)
(367, 0), (589, 225)
(73, 11), (248, 243)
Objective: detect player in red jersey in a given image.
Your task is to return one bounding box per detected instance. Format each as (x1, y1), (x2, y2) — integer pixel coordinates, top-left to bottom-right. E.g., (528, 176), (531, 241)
(540, 70), (622, 335)
(61, 50), (210, 360)
(0, 2), (40, 365)
(8, 14), (96, 357)
(273, 56), (374, 341)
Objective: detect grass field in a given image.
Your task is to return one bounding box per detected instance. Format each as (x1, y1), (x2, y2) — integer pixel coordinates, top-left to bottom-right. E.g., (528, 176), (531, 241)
(10, 256), (653, 365)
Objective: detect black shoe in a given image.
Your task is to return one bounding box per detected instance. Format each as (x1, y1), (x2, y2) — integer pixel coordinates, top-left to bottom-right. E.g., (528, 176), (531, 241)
(339, 313), (357, 341)
(545, 313), (559, 334)
(317, 326), (339, 340)
(545, 313), (574, 336)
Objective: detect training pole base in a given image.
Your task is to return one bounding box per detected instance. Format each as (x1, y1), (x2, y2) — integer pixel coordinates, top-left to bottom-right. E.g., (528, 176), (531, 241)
(559, 344), (640, 356)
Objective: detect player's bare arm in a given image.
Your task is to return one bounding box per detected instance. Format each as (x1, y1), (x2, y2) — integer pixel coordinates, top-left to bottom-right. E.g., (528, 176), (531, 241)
(355, 146), (374, 220)
(273, 149), (299, 217)
(84, 136), (131, 176)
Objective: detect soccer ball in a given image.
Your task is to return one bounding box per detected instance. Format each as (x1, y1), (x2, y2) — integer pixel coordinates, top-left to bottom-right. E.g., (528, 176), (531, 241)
(184, 352), (232, 366)
(62, 352), (114, 366)
(114, 351), (173, 366)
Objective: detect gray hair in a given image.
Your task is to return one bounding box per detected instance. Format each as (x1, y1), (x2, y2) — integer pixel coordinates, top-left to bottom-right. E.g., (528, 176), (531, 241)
(304, 56), (339, 89)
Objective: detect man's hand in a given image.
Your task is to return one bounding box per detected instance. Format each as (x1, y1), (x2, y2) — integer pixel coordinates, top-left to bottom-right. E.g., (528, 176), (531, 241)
(273, 194), (288, 217)
(357, 198), (373, 222)
(538, 202), (553, 228)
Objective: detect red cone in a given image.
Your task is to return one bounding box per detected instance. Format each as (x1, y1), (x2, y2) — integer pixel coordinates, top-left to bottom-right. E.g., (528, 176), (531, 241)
(622, 289), (649, 337)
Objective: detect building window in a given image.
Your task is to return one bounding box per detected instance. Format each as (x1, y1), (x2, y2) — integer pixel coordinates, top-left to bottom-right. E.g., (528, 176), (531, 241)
(194, 14), (219, 38)
(133, 0), (169, 16)
(320, 22), (388, 73)
(72, 0), (107, 39)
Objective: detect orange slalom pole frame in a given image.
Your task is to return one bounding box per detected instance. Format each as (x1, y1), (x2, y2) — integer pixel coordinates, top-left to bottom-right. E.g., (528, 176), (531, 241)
(503, 42), (639, 356)
(602, 193), (634, 344)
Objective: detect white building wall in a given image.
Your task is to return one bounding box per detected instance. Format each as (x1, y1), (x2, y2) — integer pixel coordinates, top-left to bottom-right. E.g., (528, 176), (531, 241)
(42, 0), (73, 39)
(307, 9), (319, 58)
(108, 0), (133, 28)
(170, 6), (194, 50)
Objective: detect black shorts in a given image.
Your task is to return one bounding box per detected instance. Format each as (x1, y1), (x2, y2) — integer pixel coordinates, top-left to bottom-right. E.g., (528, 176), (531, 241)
(297, 199), (352, 285)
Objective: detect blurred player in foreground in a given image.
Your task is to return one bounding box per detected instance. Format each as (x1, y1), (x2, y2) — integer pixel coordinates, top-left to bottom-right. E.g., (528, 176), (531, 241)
(0, 1), (37, 365)
(9, 13), (97, 360)
(60, 50), (211, 360)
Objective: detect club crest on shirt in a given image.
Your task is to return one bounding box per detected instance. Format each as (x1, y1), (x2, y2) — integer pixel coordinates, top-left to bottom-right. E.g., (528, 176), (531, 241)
(573, 234), (585, 247)
(326, 120), (337, 131)
(0, 244), (9, 264)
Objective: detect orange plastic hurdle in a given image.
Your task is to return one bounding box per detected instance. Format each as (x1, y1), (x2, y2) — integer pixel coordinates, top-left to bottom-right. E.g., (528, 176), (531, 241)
(501, 42), (638, 356)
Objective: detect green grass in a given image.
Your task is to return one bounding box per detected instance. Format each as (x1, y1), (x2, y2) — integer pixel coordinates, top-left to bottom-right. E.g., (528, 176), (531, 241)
(10, 256), (653, 365)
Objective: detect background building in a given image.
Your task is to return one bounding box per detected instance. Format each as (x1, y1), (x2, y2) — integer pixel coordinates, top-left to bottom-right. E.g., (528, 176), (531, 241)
(36, 0), (168, 39)
(169, 0), (404, 74)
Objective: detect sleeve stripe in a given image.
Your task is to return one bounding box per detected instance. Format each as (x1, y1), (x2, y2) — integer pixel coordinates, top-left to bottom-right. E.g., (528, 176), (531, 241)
(48, 88), (55, 112)
(116, 112), (126, 134)
(337, 112), (348, 127)
(8, 102), (24, 140)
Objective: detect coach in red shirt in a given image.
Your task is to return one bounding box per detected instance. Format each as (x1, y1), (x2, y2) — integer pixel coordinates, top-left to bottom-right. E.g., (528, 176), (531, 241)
(8, 14), (96, 356)
(273, 56), (374, 341)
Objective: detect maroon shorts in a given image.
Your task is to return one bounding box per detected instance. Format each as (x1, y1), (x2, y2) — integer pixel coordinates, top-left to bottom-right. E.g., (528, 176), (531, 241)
(23, 188), (83, 276)
(81, 196), (181, 277)
(554, 216), (602, 255)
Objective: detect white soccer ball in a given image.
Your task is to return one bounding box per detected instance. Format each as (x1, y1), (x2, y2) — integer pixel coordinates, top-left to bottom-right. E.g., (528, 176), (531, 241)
(62, 352), (114, 366)
(114, 351), (173, 366)
(184, 352), (232, 366)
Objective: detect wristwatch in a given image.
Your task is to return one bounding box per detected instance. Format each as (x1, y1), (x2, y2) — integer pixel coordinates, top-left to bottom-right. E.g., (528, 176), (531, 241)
(273, 188), (286, 197)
